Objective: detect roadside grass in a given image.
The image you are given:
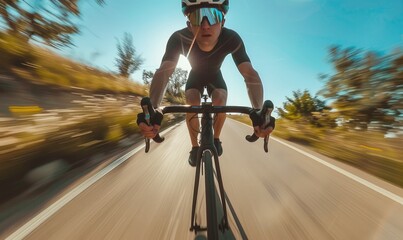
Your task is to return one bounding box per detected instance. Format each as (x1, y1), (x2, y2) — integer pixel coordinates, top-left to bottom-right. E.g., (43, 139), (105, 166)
(0, 31), (146, 96)
(227, 114), (252, 126)
(229, 115), (403, 188)
(0, 31), (187, 200)
(0, 106), (185, 202)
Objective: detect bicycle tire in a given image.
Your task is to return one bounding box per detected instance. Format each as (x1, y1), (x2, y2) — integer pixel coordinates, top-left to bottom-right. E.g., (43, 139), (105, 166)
(203, 150), (219, 239)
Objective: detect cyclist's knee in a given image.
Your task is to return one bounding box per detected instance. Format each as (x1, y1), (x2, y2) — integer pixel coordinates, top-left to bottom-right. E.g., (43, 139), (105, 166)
(186, 89), (201, 106)
(186, 112), (198, 120)
(212, 89), (227, 106)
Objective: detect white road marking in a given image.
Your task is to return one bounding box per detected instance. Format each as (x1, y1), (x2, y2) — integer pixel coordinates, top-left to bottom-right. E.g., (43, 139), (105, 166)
(235, 119), (403, 205)
(272, 137), (403, 205)
(6, 124), (179, 240)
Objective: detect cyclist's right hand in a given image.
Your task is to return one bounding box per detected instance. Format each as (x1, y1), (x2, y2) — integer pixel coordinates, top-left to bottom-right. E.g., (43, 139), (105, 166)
(137, 121), (161, 139)
(136, 97), (165, 143)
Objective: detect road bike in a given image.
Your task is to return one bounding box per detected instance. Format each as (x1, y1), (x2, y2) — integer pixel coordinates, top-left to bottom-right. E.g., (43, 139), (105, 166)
(140, 94), (272, 239)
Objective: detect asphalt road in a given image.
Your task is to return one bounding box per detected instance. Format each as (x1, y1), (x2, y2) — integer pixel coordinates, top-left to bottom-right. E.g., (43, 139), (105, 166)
(3, 119), (403, 240)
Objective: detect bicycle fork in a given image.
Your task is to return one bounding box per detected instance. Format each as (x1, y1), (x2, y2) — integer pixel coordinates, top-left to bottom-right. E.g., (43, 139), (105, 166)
(213, 149), (229, 232)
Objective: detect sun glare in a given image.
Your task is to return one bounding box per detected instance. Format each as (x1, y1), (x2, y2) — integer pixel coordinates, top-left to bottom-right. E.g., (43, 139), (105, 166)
(177, 55), (191, 71)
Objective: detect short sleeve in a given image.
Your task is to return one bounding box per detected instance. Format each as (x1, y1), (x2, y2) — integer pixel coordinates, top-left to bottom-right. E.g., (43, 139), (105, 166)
(230, 32), (251, 66)
(161, 32), (182, 63)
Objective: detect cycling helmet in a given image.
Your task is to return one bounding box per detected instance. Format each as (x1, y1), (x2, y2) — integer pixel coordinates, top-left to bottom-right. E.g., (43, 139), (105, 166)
(182, 0), (229, 15)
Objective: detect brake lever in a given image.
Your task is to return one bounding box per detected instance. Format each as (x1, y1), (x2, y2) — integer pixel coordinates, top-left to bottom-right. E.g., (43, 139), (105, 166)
(264, 136), (269, 153)
(245, 133), (258, 142)
(145, 138), (150, 153)
(145, 135), (164, 153)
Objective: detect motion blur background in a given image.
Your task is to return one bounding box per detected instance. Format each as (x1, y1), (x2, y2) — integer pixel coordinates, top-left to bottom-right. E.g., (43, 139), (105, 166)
(0, 0), (402, 234)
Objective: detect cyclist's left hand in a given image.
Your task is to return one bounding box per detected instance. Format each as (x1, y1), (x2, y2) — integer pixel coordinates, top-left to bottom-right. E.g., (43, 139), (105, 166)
(253, 126), (273, 138)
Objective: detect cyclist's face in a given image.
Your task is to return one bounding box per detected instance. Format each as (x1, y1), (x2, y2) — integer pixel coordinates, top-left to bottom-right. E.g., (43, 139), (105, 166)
(189, 18), (223, 49)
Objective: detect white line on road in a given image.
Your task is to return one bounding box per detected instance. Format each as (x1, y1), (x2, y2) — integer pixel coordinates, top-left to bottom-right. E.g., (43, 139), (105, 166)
(235, 119), (403, 205)
(272, 137), (403, 206)
(6, 124), (179, 240)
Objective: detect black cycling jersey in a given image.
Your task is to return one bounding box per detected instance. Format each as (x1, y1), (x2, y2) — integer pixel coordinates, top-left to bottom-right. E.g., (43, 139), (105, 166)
(161, 27), (251, 95)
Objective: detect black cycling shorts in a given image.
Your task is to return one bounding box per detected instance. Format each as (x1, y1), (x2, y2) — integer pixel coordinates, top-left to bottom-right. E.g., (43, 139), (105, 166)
(185, 70), (227, 96)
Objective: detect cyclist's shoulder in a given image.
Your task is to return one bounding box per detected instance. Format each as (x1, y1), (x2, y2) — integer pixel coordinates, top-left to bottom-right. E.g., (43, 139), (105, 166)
(221, 27), (241, 37)
(220, 27), (243, 42)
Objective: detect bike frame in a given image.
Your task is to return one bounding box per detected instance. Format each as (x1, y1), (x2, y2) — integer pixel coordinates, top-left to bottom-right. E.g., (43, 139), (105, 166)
(162, 101), (252, 237)
(193, 101), (228, 234)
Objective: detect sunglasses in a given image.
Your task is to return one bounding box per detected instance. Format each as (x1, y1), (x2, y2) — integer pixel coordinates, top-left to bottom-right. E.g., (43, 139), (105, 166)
(187, 7), (224, 26)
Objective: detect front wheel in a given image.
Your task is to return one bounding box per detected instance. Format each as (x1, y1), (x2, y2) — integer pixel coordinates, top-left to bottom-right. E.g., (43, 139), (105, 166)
(203, 150), (219, 239)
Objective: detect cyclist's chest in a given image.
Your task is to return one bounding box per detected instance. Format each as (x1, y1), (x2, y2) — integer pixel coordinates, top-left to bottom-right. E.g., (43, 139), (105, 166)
(178, 31), (234, 71)
(187, 47), (227, 71)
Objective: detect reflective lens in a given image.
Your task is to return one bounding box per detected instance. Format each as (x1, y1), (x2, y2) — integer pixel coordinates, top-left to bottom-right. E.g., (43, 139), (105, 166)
(187, 7), (224, 26)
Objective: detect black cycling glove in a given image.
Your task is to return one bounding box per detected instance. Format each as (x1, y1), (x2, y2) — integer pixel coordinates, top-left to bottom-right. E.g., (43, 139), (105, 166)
(137, 97), (165, 144)
(249, 100), (275, 128)
(136, 109), (163, 126)
(249, 109), (262, 127)
(136, 97), (163, 126)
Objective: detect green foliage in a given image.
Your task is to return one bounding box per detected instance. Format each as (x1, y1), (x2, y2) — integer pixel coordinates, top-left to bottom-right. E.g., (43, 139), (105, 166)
(167, 68), (188, 96)
(0, 0), (105, 48)
(277, 89), (334, 127)
(320, 46), (402, 131)
(143, 67), (188, 102)
(115, 33), (144, 78)
(269, 45), (403, 188)
(142, 69), (154, 86)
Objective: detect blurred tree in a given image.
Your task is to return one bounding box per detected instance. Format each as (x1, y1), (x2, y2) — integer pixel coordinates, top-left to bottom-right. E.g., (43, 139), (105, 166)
(142, 70), (154, 86)
(167, 68), (188, 96)
(278, 89), (334, 127)
(0, 0), (105, 48)
(389, 50), (403, 133)
(319, 46), (402, 131)
(141, 68), (188, 97)
(115, 32), (143, 78)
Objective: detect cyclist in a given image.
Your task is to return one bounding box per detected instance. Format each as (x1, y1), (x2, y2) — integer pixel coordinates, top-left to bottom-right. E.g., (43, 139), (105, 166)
(138, 0), (273, 166)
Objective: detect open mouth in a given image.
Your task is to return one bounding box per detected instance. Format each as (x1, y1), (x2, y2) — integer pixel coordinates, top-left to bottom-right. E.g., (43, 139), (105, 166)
(202, 34), (212, 37)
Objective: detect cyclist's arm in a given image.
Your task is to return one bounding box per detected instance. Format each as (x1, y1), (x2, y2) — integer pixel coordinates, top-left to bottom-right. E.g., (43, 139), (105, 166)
(150, 60), (177, 108)
(237, 62), (264, 109)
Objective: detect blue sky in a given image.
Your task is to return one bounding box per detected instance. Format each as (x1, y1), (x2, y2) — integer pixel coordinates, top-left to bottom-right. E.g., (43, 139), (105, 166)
(59, 0), (402, 110)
